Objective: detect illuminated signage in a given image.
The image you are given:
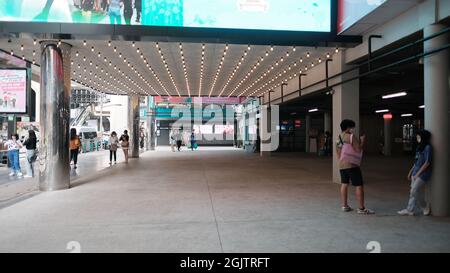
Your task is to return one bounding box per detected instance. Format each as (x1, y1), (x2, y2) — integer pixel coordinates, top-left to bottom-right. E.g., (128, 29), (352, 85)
(0, 0), (331, 32)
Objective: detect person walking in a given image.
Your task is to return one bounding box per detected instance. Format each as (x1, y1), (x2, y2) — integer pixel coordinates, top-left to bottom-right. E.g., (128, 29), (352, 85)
(122, 0), (133, 25)
(190, 132), (196, 151)
(119, 130), (130, 163)
(108, 0), (122, 24)
(176, 130), (182, 152)
(398, 130), (433, 216)
(336, 119), (374, 215)
(70, 128), (81, 169)
(109, 131), (119, 164)
(169, 129), (176, 152)
(4, 133), (23, 177)
(23, 130), (37, 178)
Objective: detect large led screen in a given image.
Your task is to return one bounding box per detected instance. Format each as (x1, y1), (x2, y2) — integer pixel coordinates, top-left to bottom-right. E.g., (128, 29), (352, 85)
(338, 0), (386, 33)
(0, 69), (27, 114)
(0, 0), (331, 32)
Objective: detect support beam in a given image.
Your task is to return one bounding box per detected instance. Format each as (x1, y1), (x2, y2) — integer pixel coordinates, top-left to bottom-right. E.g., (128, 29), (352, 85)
(332, 54), (360, 183)
(128, 95), (140, 158)
(39, 41), (71, 191)
(424, 24), (450, 217)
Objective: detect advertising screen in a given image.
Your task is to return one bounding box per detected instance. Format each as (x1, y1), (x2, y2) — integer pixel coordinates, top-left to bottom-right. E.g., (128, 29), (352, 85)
(0, 69), (27, 114)
(0, 0), (331, 32)
(338, 0), (386, 33)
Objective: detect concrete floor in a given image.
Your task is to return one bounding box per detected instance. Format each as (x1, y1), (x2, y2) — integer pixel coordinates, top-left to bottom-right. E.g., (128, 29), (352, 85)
(0, 147), (449, 253)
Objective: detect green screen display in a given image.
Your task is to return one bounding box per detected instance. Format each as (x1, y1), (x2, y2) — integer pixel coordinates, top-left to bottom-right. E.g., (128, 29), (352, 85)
(0, 0), (331, 32)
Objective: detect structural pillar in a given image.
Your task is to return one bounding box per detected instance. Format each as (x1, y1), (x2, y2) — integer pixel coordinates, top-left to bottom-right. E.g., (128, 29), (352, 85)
(39, 41), (71, 191)
(305, 115), (311, 153)
(383, 116), (392, 156)
(424, 24), (450, 216)
(128, 95), (140, 158)
(332, 53), (360, 183)
(324, 112), (331, 134)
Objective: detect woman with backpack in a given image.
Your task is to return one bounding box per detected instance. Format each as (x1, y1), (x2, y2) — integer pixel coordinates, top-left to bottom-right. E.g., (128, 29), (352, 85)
(119, 130), (130, 163)
(398, 130), (433, 216)
(70, 128), (82, 169)
(23, 129), (37, 178)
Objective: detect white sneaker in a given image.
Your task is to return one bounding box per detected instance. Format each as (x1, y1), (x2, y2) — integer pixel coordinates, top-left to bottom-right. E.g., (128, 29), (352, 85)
(9, 172), (15, 176)
(357, 208), (375, 215)
(16, 172), (23, 177)
(422, 206), (431, 216)
(397, 209), (414, 216)
(341, 206), (353, 212)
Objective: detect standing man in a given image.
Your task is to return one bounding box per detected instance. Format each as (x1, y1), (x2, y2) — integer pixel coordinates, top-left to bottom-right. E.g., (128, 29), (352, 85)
(336, 119), (374, 215)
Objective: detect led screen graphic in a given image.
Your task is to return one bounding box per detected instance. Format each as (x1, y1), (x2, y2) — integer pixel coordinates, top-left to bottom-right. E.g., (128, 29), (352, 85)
(0, 0), (331, 32)
(0, 69), (27, 114)
(338, 0), (386, 33)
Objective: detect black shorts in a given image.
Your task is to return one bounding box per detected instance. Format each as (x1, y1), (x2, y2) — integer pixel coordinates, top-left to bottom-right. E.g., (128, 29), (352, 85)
(340, 167), (364, 186)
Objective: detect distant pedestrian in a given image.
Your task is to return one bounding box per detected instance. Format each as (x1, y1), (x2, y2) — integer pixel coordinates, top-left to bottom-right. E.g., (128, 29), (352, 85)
(398, 130), (433, 216)
(23, 130), (37, 178)
(109, 131), (119, 164)
(119, 130), (130, 163)
(169, 129), (176, 152)
(4, 133), (23, 177)
(70, 128), (82, 169)
(176, 130), (182, 152)
(336, 119), (374, 215)
(190, 132), (196, 151)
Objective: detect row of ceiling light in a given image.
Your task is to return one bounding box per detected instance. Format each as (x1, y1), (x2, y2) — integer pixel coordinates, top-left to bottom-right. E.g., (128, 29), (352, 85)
(9, 39), (340, 98)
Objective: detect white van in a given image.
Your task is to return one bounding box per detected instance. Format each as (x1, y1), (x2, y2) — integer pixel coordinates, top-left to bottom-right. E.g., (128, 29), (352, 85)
(72, 127), (99, 153)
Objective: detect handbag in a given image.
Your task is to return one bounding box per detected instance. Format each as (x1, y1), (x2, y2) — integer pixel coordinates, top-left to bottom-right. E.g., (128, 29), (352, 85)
(339, 134), (363, 166)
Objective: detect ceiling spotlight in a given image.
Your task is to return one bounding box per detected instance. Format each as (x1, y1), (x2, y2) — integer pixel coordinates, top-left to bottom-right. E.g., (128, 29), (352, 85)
(382, 91), (407, 99)
(335, 47), (339, 53)
(108, 41), (111, 46)
(20, 45), (24, 51)
(33, 39), (37, 45)
(306, 52), (310, 58)
(83, 40), (87, 46)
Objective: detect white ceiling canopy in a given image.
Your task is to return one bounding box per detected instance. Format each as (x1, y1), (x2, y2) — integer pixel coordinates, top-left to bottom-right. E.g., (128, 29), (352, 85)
(1, 38), (338, 98)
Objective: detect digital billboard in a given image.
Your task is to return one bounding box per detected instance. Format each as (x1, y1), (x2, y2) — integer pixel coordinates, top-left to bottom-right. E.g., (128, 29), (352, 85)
(0, 0), (331, 32)
(0, 69), (27, 114)
(338, 0), (386, 33)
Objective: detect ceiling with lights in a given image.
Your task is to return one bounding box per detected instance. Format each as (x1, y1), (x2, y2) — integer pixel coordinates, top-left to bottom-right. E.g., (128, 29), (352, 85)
(0, 38), (339, 98)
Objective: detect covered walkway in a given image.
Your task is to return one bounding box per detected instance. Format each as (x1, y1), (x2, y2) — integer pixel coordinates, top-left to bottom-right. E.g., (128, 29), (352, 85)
(0, 147), (449, 253)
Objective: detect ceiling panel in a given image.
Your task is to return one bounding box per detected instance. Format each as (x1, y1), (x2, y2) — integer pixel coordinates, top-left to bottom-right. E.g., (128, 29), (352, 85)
(0, 38), (336, 98)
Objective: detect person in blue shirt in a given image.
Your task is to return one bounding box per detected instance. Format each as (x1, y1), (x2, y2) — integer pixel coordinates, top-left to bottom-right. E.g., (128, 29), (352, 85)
(398, 130), (433, 216)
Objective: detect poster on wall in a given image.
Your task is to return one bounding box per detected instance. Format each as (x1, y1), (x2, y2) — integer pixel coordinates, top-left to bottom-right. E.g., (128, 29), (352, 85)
(0, 69), (27, 114)
(0, 0), (331, 32)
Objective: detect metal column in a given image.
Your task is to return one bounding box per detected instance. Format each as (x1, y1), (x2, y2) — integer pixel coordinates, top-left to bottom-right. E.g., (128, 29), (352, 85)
(128, 95), (140, 158)
(39, 41), (71, 191)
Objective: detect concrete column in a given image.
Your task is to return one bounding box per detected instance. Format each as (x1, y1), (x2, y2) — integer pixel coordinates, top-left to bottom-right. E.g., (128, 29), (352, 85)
(260, 105), (271, 157)
(332, 60), (359, 183)
(324, 112), (331, 133)
(305, 115), (311, 153)
(383, 116), (392, 156)
(39, 41), (71, 191)
(424, 24), (450, 216)
(128, 95), (140, 158)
